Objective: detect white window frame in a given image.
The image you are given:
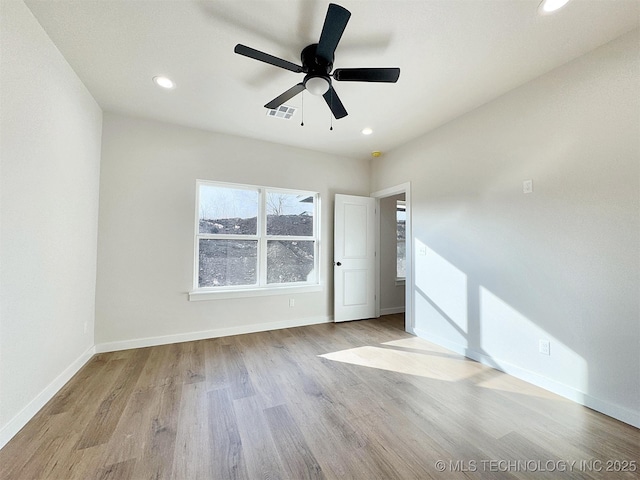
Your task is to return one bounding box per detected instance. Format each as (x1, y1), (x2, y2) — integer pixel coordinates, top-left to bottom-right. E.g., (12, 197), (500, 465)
(189, 180), (321, 301)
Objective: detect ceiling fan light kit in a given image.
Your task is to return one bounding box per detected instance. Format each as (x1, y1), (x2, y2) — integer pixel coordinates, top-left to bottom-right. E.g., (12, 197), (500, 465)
(304, 76), (331, 96)
(234, 3), (400, 120)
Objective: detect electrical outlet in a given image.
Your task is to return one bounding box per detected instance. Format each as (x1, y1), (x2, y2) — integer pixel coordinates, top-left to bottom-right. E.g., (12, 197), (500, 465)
(539, 339), (550, 355)
(289, 298), (295, 308)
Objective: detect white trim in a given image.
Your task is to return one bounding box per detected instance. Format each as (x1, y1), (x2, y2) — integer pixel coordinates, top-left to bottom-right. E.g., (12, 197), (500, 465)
(95, 315), (333, 353)
(194, 180), (320, 291)
(0, 345), (96, 449)
(370, 184), (411, 199)
(414, 328), (640, 429)
(189, 284), (323, 301)
(374, 198), (381, 318)
(380, 306), (406, 315)
(370, 182), (412, 334)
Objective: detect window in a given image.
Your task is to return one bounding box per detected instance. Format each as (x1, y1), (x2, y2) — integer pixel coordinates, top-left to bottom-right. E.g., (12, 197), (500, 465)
(195, 180), (319, 292)
(396, 200), (406, 279)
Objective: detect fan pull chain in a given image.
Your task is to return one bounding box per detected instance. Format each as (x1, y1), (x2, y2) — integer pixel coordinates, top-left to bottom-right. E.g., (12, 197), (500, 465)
(300, 92), (304, 127)
(329, 90), (333, 131)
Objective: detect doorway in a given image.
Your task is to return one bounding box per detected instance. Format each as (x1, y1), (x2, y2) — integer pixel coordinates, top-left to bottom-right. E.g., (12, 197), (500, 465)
(372, 183), (413, 333)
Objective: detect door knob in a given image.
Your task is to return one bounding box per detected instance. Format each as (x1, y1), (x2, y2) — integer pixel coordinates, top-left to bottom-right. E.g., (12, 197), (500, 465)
(335, 262), (342, 266)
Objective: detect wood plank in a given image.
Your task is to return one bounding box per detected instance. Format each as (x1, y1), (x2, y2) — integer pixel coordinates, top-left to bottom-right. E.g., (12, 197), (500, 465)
(0, 357), (127, 479)
(232, 331), (288, 408)
(221, 343), (256, 400)
(130, 379), (181, 480)
(181, 340), (206, 384)
(44, 355), (109, 415)
(96, 458), (137, 480)
(232, 395), (285, 480)
(203, 338), (229, 391)
(263, 404), (325, 480)
(75, 348), (151, 450)
(2, 316), (638, 480)
(171, 382), (212, 480)
(100, 385), (160, 466)
(207, 388), (249, 480)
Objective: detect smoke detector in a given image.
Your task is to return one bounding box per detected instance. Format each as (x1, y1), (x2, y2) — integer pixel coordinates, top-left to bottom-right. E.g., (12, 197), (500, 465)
(266, 105), (296, 119)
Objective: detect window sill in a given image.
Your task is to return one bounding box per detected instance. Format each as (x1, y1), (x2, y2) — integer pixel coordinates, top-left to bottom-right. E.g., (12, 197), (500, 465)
(395, 278), (406, 286)
(189, 284), (323, 301)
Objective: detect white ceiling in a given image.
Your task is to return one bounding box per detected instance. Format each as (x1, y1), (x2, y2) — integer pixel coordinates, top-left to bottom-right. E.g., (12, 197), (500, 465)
(24, 0), (639, 161)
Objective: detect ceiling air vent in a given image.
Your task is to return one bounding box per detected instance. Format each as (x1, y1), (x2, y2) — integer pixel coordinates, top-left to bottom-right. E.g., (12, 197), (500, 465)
(266, 105), (296, 120)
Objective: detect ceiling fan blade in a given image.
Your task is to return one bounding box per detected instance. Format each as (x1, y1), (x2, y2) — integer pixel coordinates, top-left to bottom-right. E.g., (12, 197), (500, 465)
(333, 67), (400, 82)
(316, 4), (351, 64)
(234, 44), (303, 73)
(323, 86), (348, 119)
(264, 83), (306, 109)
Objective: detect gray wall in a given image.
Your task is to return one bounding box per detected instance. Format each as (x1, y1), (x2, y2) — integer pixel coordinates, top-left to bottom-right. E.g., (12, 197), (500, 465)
(96, 113), (370, 347)
(371, 30), (639, 426)
(0, 0), (102, 444)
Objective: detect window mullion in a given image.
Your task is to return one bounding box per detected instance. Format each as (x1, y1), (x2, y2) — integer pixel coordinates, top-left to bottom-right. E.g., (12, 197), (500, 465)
(196, 181), (319, 291)
(259, 188), (268, 287)
(197, 234), (259, 241)
(265, 235), (314, 241)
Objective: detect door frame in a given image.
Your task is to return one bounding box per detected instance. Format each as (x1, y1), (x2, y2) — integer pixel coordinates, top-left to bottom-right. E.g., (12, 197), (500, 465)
(371, 182), (413, 334)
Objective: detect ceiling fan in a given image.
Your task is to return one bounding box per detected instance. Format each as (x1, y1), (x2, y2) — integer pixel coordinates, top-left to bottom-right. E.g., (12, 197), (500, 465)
(234, 3), (400, 120)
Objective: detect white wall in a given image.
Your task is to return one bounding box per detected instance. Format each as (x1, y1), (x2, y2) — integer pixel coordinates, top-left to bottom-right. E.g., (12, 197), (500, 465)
(95, 113), (369, 348)
(0, 0), (102, 446)
(371, 30), (640, 426)
(379, 194), (405, 314)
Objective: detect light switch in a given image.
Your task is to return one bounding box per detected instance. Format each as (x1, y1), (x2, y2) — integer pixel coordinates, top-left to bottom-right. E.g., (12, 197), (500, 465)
(523, 179), (533, 194)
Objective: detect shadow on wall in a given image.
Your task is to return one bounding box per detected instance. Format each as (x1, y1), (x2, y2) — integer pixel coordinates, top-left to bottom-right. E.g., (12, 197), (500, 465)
(412, 239), (589, 401)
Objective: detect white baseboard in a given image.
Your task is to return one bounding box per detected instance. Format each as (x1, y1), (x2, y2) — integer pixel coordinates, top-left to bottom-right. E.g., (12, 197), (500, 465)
(1, 316), (333, 450)
(380, 306), (406, 316)
(0, 345), (96, 450)
(95, 315), (333, 353)
(413, 328), (640, 429)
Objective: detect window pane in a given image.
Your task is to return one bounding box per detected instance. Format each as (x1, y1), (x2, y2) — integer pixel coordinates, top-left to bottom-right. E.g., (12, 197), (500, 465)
(266, 192), (314, 236)
(199, 185), (258, 235)
(397, 200), (406, 278)
(397, 241), (406, 278)
(267, 240), (315, 284)
(199, 239), (257, 287)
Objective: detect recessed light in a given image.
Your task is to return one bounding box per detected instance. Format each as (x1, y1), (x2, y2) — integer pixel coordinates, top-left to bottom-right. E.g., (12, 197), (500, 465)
(153, 76), (175, 89)
(539, 0), (570, 14)
(362, 127), (373, 135)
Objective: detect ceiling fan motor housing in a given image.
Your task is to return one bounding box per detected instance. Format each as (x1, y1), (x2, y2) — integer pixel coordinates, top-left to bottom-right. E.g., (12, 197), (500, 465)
(301, 44), (332, 95)
(234, 3), (399, 119)
(301, 43), (333, 74)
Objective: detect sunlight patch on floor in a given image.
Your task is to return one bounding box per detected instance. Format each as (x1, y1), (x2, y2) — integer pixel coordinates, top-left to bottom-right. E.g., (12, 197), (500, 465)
(319, 345), (485, 382)
(475, 372), (570, 401)
(321, 339), (569, 401)
(382, 336), (460, 356)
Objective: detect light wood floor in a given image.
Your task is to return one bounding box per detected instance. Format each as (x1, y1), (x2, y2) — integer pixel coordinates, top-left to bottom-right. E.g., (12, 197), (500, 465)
(1, 315), (638, 479)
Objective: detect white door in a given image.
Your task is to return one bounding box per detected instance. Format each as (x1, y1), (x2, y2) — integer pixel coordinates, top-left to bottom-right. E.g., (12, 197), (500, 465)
(334, 194), (376, 322)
